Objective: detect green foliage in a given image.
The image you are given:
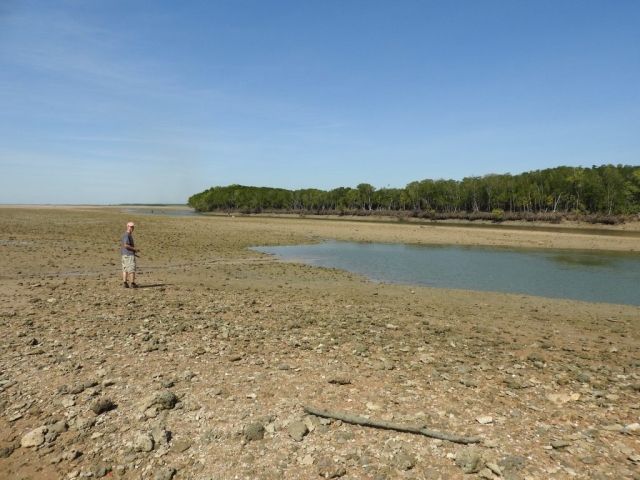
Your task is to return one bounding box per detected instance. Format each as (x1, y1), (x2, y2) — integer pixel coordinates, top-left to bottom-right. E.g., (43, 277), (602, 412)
(491, 209), (504, 222)
(187, 164), (640, 219)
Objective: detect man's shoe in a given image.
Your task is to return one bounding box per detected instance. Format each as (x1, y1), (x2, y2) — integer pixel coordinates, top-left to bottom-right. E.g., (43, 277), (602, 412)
(123, 282), (129, 288)
(131, 282), (138, 288)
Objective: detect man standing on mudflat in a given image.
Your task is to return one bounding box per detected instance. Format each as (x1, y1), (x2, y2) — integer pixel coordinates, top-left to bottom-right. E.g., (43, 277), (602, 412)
(121, 221), (140, 288)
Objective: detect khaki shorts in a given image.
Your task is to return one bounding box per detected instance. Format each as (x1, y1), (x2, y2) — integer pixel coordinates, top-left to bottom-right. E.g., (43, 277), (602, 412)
(122, 255), (136, 273)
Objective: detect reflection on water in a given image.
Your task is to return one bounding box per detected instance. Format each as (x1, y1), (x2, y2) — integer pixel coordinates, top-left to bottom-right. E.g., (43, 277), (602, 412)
(251, 241), (640, 306)
(549, 254), (612, 267)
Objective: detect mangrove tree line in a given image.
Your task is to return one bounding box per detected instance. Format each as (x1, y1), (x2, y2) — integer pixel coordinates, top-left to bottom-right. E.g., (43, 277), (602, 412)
(188, 164), (640, 222)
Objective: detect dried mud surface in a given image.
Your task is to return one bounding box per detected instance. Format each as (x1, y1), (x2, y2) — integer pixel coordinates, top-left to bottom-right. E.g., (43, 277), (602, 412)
(1, 207), (639, 480)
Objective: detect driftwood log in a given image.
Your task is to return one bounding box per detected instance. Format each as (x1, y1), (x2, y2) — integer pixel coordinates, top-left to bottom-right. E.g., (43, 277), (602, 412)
(303, 405), (481, 445)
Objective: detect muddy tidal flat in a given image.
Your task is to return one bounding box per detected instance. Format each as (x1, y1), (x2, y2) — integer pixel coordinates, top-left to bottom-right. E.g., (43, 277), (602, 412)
(1, 206), (639, 480)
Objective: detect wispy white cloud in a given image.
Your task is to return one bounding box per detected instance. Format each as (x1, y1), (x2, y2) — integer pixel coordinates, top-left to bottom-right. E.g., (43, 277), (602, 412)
(1, 6), (163, 90)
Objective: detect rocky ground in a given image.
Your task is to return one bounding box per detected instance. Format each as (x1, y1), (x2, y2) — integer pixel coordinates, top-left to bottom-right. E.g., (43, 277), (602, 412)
(0, 207), (639, 480)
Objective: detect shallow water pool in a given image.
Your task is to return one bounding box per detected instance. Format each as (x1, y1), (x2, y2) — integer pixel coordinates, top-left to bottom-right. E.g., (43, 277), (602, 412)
(251, 241), (640, 306)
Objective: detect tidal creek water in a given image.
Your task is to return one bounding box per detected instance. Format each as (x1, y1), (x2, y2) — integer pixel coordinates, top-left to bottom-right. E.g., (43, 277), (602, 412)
(251, 241), (640, 306)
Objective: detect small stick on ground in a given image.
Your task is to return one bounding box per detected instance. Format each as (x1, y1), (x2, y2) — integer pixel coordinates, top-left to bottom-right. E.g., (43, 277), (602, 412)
(303, 405), (481, 445)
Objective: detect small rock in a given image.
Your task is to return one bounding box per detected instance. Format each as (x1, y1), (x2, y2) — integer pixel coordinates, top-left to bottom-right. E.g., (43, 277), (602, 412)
(547, 392), (580, 404)
(622, 423), (640, 435)
(151, 426), (170, 449)
(170, 440), (191, 453)
(527, 352), (544, 362)
(423, 467), (440, 480)
(392, 450), (415, 470)
(498, 455), (527, 472)
(144, 406), (159, 418)
(462, 377), (478, 387)
(74, 417), (96, 431)
(153, 467), (177, 480)
(156, 390), (178, 409)
(353, 343), (368, 353)
(69, 383), (85, 395)
(91, 397), (114, 415)
(505, 378), (525, 390)
(21, 426), (48, 448)
(134, 433), (154, 452)
(7, 413), (23, 422)
(336, 430), (355, 442)
(244, 423), (265, 441)
(48, 420), (68, 434)
(317, 456), (346, 478)
(478, 468), (497, 480)
(328, 377), (351, 385)
(455, 447), (484, 474)
(63, 449), (81, 461)
(486, 462), (502, 475)
(287, 420), (308, 441)
(577, 372), (591, 383)
(476, 415), (493, 425)
(45, 430), (59, 443)
(551, 440), (571, 449)
(90, 464), (110, 478)
(192, 346), (206, 356)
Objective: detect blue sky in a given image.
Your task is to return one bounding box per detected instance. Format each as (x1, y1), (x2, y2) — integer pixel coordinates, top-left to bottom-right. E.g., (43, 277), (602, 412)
(1, 1), (638, 204)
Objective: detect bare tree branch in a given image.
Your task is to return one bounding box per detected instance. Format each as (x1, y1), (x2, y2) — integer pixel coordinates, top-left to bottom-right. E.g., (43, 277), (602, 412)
(303, 405), (481, 445)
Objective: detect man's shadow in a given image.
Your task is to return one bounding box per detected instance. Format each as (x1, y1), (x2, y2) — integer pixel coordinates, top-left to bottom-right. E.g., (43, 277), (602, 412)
(136, 284), (172, 289)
